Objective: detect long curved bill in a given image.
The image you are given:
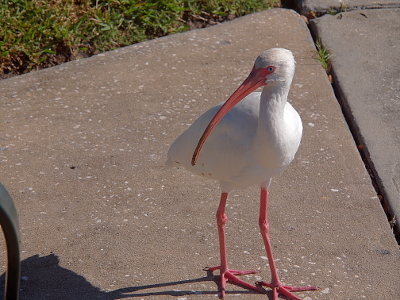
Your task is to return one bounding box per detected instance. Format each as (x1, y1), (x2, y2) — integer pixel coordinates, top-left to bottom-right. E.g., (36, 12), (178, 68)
(191, 65), (271, 166)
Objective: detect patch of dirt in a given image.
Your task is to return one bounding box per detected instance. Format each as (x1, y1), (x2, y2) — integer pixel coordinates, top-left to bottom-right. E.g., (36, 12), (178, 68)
(0, 41), (96, 80)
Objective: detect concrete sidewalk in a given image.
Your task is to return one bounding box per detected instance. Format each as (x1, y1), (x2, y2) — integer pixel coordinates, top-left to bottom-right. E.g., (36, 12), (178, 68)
(310, 7), (400, 243)
(1, 7), (399, 300)
(297, 0), (400, 14)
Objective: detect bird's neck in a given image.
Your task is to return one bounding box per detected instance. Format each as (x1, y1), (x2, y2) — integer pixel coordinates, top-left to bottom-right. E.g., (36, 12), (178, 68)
(254, 84), (291, 169)
(258, 84), (289, 130)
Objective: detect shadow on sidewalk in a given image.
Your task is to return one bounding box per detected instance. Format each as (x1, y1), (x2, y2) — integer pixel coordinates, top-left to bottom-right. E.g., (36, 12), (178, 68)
(1, 253), (262, 299)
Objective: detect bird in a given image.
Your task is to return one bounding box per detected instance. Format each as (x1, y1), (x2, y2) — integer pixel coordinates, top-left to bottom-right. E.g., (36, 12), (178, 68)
(166, 48), (318, 299)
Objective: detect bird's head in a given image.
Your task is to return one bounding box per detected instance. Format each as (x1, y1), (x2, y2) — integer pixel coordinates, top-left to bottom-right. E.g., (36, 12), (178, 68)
(253, 48), (296, 87)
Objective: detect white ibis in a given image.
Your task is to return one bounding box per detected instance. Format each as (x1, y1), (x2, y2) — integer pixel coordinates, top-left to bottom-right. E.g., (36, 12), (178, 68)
(166, 48), (317, 299)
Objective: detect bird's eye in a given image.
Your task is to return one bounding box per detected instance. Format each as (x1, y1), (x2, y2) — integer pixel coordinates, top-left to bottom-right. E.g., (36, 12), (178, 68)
(267, 66), (275, 72)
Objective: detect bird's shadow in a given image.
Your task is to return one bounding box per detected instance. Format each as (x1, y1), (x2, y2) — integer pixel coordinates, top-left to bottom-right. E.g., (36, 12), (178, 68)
(0, 253), (266, 299)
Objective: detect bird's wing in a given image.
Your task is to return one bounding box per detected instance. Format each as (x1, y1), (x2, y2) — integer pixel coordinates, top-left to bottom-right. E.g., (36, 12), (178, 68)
(167, 93), (261, 182)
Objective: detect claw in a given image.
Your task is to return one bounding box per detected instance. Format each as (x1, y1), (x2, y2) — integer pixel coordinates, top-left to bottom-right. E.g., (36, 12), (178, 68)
(203, 266), (220, 272)
(257, 281), (319, 300)
(205, 267), (266, 298)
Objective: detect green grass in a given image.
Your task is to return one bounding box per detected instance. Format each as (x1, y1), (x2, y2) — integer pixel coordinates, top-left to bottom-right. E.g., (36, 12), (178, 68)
(0, 0), (278, 77)
(327, 3), (346, 15)
(315, 37), (331, 71)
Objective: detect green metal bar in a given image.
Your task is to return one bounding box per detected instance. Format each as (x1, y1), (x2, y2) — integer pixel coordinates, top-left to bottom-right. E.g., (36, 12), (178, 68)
(0, 183), (21, 300)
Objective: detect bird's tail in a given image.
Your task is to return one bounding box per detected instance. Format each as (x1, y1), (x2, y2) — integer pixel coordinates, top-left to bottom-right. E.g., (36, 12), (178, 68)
(163, 157), (181, 170)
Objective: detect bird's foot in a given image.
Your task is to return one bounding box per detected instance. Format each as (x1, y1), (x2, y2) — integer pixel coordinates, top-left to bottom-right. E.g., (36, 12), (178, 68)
(256, 281), (318, 300)
(204, 266), (266, 299)
(204, 265), (260, 275)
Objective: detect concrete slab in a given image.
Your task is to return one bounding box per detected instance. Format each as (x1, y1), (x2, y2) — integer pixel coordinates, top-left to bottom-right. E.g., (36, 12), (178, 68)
(1, 8), (399, 299)
(310, 8), (400, 243)
(297, 0), (400, 14)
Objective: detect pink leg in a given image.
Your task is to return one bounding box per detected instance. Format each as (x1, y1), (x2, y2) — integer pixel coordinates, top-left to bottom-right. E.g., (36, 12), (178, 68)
(207, 192), (265, 298)
(257, 188), (318, 300)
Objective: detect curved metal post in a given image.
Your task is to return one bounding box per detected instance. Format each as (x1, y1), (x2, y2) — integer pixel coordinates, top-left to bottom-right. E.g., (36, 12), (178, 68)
(0, 182), (21, 300)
